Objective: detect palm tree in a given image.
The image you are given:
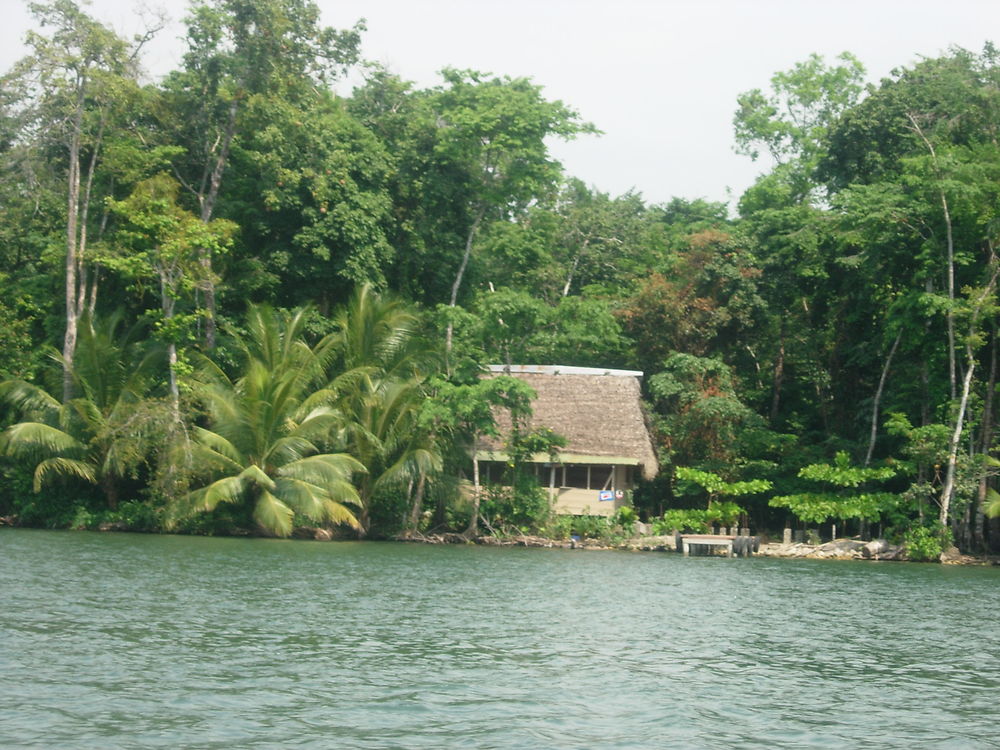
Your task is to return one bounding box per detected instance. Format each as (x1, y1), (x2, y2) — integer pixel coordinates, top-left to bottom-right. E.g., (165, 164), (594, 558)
(0, 311), (159, 508)
(330, 285), (442, 535)
(188, 305), (364, 537)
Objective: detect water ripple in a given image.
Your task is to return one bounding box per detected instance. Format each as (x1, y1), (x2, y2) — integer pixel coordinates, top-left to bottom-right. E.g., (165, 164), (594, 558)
(2, 531), (999, 748)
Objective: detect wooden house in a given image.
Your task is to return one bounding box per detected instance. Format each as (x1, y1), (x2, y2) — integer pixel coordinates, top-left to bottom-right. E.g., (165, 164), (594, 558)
(475, 365), (659, 516)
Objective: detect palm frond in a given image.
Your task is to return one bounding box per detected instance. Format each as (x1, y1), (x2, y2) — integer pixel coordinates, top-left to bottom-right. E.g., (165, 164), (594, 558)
(193, 426), (245, 467)
(278, 452), (366, 487)
(1, 422), (86, 457)
(68, 397), (105, 433)
(0, 379), (60, 417)
(199, 475), (249, 510)
(254, 489), (295, 537)
(273, 476), (328, 519)
(33, 457), (97, 491)
(264, 435), (318, 468)
(239, 463), (277, 492)
(291, 408), (341, 442)
(373, 447), (442, 493)
(299, 387), (341, 414)
(187, 442), (246, 477)
(322, 496), (361, 528)
(986, 488), (1000, 518)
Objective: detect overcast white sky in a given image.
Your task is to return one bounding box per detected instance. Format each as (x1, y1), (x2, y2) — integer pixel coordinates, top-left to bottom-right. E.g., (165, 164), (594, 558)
(2, 0), (997, 207)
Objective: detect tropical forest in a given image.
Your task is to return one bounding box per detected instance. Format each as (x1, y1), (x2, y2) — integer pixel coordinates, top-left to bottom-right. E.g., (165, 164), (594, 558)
(4, 0), (1000, 562)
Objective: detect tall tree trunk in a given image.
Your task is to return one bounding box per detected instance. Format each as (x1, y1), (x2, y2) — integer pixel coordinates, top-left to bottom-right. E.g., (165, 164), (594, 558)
(62, 83), (85, 402)
(62, 89), (108, 401)
(769, 318), (786, 423)
(562, 237), (590, 297)
(940, 345), (976, 527)
(407, 471), (427, 532)
(908, 113), (956, 400)
(939, 268), (999, 526)
(466, 452), (481, 537)
(865, 331), (902, 467)
(445, 208), (485, 364)
(974, 324), (997, 550)
(197, 97), (240, 351)
(160, 272), (181, 423)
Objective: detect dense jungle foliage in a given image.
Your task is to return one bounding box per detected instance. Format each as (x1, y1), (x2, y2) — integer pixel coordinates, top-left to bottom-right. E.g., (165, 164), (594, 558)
(3, 0), (1000, 556)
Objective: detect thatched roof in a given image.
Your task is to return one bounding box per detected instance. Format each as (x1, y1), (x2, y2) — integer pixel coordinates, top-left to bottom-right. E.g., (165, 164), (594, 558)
(476, 365), (659, 480)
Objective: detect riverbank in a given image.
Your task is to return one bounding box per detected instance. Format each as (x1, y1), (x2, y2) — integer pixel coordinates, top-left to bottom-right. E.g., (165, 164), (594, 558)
(3, 514), (995, 564)
(397, 530), (999, 565)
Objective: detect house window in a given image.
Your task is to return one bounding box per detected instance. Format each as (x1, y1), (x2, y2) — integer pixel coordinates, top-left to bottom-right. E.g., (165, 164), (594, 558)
(564, 465), (589, 488)
(479, 460), (506, 484)
(560, 464), (619, 489)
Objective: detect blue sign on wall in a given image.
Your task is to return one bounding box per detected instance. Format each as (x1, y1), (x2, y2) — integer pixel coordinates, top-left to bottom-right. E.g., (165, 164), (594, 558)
(598, 490), (614, 502)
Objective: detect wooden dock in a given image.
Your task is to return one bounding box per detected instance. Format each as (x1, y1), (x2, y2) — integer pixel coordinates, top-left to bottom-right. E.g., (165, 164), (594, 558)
(676, 533), (758, 557)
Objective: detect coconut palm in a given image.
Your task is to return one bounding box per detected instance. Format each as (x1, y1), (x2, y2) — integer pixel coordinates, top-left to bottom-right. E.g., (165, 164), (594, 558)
(329, 285), (442, 535)
(188, 305), (364, 536)
(0, 311), (159, 508)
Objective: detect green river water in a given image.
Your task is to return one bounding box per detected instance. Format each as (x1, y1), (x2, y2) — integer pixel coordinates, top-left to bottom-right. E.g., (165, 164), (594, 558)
(2, 528), (999, 748)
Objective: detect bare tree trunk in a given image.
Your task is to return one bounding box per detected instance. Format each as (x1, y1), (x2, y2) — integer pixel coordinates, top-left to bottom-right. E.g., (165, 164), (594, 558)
(562, 237), (590, 297)
(445, 208), (485, 363)
(769, 318), (785, 423)
(197, 97), (240, 351)
(865, 331), (902, 467)
(466, 452), (481, 536)
(974, 325), (997, 550)
(62, 84), (85, 402)
(908, 113), (956, 400)
(160, 272), (181, 423)
(942, 187), (957, 402)
(941, 350), (976, 527)
(62, 86), (110, 401)
(407, 471), (427, 531)
(940, 267), (999, 526)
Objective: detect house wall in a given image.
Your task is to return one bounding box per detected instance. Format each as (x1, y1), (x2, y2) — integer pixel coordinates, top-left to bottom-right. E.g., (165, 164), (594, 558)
(549, 465), (631, 516)
(475, 461), (635, 517)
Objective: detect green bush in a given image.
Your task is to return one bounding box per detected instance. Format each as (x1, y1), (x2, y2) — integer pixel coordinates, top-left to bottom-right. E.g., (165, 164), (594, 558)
(904, 524), (952, 562)
(570, 513), (612, 539)
(651, 509), (711, 534)
(480, 479), (551, 532)
(613, 506), (638, 535)
(540, 514), (573, 540)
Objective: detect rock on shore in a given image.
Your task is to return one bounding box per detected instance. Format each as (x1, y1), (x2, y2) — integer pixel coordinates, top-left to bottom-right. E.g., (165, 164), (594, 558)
(756, 538), (905, 561)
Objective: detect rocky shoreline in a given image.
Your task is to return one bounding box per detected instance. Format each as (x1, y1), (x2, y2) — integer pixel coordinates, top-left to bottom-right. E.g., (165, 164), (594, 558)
(397, 531), (997, 565)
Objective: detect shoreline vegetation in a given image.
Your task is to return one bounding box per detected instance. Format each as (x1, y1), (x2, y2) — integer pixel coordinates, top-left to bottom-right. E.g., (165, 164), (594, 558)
(2, 2), (1000, 560)
(3, 515), (994, 565)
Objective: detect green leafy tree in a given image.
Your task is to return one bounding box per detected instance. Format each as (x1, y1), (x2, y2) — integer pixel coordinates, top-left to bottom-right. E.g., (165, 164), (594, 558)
(770, 451), (898, 536)
(228, 93), (394, 310)
(674, 466), (771, 526)
(3, 0), (147, 399)
(647, 353), (762, 468)
(107, 174), (235, 416)
(734, 51), (865, 196)
(162, 0), (363, 347)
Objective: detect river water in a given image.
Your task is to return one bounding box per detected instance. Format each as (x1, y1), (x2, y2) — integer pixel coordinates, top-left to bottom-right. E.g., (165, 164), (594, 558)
(2, 529), (999, 748)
